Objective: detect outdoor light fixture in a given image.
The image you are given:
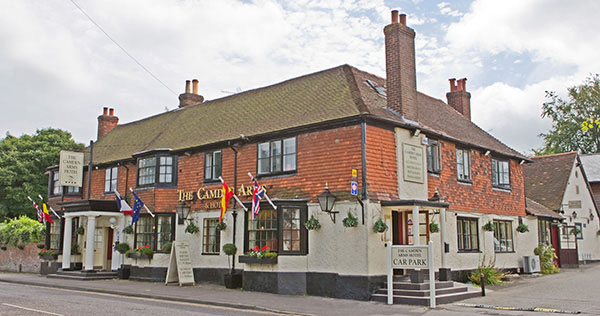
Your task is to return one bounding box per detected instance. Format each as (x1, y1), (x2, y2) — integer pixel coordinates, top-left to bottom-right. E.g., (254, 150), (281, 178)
(484, 150), (491, 156)
(317, 183), (338, 223)
(176, 201), (191, 225)
(572, 211), (577, 219)
(590, 211), (594, 221)
(412, 129), (421, 137)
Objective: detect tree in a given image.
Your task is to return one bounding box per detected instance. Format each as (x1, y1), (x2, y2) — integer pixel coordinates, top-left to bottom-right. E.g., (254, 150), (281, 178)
(0, 129), (84, 221)
(537, 74), (600, 155)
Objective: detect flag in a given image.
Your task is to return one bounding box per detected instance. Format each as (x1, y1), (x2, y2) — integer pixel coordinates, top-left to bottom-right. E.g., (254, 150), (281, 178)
(38, 194), (60, 219)
(27, 196), (43, 222)
(130, 190), (144, 225)
(220, 181), (235, 223)
(40, 199), (53, 224)
(251, 177), (265, 220)
(115, 190), (133, 216)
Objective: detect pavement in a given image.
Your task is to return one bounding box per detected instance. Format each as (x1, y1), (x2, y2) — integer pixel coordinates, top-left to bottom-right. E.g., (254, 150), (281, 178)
(1, 263), (599, 315)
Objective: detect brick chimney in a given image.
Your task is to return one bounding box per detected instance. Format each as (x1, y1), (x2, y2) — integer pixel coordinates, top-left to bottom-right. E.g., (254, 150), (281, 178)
(446, 78), (471, 120)
(97, 107), (119, 140)
(384, 10), (418, 121)
(178, 79), (204, 108)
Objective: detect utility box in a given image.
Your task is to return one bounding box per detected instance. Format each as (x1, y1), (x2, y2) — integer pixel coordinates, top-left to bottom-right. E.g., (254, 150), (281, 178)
(523, 256), (541, 273)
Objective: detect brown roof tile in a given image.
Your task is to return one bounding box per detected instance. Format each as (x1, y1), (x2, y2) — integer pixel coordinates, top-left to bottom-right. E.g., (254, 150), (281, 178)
(523, 152), (577, 211)
(526, 197), (562, 219)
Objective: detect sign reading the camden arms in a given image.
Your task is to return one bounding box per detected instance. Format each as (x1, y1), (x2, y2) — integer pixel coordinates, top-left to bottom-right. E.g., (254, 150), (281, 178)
(177, 184), (266, 209)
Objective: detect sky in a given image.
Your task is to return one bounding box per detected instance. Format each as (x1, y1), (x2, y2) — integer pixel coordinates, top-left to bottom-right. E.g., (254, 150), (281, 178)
(1, 0), (599, 155)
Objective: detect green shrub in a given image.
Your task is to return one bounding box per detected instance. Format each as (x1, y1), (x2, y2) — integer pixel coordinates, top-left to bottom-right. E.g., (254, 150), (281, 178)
(122, 225), (133, 234)
(0, 216), (45, 247)
(161, 242), (172, 254)
(115, 242), (130, 254)
(468, 256), (503, 286)
(533, 244), (560, 274)
(222, 243), (237, 256)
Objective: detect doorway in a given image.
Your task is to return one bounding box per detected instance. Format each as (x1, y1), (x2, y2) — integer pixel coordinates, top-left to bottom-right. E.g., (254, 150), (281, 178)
(391, 210), (430, 245)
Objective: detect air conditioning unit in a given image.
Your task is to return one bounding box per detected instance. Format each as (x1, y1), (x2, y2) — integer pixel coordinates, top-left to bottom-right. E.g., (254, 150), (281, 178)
(523, 256), (541, 273)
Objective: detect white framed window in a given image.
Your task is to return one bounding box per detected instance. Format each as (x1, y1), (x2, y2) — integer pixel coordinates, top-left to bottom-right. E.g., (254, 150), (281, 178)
(456, 148), (471, 182)
(104, 167), (118, 192)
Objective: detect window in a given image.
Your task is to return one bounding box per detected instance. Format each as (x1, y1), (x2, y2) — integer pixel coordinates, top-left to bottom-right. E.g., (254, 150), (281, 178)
(49, 170), (81, 196)
(134, 214), (175, 251)
(202, 218), (221, 254)
(94, 227), (103, 250)
(426, 139), (441, 173)
(257, 137), (296, 175)
(456, 148), (471, 182)
(137, 155), (177, 187)
(204, 151), (222, 181)
(493, 220), (514, 252)
(245, 203), (307, 255)
(49, 221), (61, 250)
(538, 219), (551, 245)
(491, 158), (510, 189)
(575, 223), (583, 239)
(104, 167), (118, 192)
(457, 217), (479, 252)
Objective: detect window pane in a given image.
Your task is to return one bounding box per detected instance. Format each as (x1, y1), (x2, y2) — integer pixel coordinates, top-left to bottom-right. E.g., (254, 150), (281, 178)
(283, 138), (296, 155)
(203, 218), (220, 254)
(248, 209), (277, 251)
(258, 143), (269, 159)
(271, 141), (282, 172)
(157, 215), (172, 250)
(213, 151), (222, 179)
(282, 208), (300, 252)
(204, 153), (212, 180)
(258, 158), (270, 174)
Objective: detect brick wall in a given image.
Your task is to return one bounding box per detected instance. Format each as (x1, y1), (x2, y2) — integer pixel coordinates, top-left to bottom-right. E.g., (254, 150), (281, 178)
(427, 141), (525, 216)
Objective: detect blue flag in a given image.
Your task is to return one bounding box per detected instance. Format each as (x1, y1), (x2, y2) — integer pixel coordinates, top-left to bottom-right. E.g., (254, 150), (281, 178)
(131, 190), (144, 225)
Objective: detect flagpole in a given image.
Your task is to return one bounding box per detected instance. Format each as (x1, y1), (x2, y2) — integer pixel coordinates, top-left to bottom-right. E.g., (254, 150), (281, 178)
(218, 177), (248, 211)
(129, 188), (155, 217)
(39, 194), (61, 219)
(248, 173), (277, 210)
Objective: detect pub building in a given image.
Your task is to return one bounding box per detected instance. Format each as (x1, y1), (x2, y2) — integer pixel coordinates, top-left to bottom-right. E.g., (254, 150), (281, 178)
(45, 11), (534, 301)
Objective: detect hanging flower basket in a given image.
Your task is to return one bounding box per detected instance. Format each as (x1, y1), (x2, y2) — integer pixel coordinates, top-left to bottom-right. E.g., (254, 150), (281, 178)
(372, 218), (387, 233)
(75, 226), (85, 235)
(482, 221), (496, 232)
(429, 222), (440, 233)
(185, 221), (200, 234)
(304, 215), (321, 231)
(215, 222), (227, 231)
(516, 223), (529, 233)
(342, 211), (359, 228)
(122, 225), (134, 235)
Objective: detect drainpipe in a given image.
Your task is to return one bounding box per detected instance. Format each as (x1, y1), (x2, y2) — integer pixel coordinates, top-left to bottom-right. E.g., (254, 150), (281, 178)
(87, 140), (93, 200)
(230, 144), (239, 274)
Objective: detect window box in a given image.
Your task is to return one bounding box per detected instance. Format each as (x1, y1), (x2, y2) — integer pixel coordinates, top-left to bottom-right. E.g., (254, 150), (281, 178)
(238, 255), (277, 264)
(40, 254), (58, 261)
(127, 253), (153, 260)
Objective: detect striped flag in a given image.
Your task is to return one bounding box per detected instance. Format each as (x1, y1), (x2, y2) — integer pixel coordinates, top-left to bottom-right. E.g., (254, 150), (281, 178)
(115, 190), (133, 216)
(27, 196), (44, 223)
(38, 194), (61, 219)
(220, 181), (235, 223)
(251, 177), (265, 220)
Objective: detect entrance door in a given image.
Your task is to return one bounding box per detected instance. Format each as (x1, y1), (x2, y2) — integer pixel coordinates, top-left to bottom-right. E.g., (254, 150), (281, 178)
(106, 227), (113, 270)
(551, 224), (560, 267)
(558, 225), (579, 268)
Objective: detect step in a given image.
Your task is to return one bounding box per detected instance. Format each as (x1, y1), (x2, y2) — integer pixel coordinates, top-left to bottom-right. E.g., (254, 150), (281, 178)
(383, 280), (455, 290)
(373, 285), (468, 297)
(47, 271), (118, 281)
(371, 290), (481, 306)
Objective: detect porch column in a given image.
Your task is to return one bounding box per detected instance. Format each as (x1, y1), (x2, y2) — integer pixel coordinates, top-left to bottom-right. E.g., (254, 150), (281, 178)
(84, 215), (97, 271)
(440, 208), (447, 268)
(111, 216), (124, 271)
(61, 216), (73, 270)
(412, 205), (420, 245)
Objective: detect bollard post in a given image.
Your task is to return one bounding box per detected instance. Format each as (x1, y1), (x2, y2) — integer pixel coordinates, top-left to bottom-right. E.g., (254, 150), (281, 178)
(480, 273), (485, 296)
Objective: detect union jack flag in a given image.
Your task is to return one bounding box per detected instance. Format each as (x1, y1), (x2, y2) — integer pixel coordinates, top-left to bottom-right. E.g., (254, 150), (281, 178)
(251, 178), (265, 220)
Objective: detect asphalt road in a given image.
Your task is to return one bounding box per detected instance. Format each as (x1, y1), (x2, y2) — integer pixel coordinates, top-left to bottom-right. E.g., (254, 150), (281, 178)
(0, 282), (296, 316)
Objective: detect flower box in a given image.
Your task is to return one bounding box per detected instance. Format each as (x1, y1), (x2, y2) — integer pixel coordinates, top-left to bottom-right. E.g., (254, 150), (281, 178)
(40, 254), (58, 261)
(238, 255), (277, 264)
(127, 253), (153, 260)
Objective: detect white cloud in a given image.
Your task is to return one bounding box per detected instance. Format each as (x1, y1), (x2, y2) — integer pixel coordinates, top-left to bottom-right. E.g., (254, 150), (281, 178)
(437, 2), (463, 17)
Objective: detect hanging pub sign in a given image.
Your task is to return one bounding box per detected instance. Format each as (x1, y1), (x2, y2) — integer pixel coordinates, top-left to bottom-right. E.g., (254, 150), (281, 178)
(59, 150), (84, 187)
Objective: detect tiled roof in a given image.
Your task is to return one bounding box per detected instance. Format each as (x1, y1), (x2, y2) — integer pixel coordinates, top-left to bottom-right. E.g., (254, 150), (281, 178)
(89, 64), (526, 164)
(523, 152), (577, 211)
(525, 197), (561, 219)
(580, 153), (600, 182)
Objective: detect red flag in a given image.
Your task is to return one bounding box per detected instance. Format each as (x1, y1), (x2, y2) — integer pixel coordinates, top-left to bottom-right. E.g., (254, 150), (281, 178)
(220, 181), (234, 223)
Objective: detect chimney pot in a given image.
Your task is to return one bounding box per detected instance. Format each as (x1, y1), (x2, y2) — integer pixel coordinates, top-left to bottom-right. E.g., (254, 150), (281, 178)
(97, 107), (119, 140)
(449, 78), (457, 91)
(446, 77), (471, 120)
(399, 14), (407, 26)
(109, 108), (114, 116)
(103, 107), (108, 115)
(192, 79), (199, 95)
(185, 80), (191, 94)
(391, 10), (399, 24)
(458, 78), (467, 91)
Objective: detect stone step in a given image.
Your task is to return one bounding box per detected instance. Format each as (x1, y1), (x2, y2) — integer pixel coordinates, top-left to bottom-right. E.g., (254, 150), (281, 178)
(47, 271), (118, 281)
(383, 280), (455, 290)
(371, 289), (481, 306)
(373, 285), (468, 297)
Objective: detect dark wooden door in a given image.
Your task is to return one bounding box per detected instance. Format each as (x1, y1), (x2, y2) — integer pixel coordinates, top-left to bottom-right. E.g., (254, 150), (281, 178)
(551, 224), (560, 267)
(558, 225), (579, 268)
(106, 227), (113, 261)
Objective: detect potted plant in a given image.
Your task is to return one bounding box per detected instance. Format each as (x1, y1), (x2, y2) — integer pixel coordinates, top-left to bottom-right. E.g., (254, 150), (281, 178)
(222, 243), (242, 289)
(372, 218), (387, 233)
(122, 225), (134, 234)
(126, 245), (154, 259)
(342, 211), (359, 228)
(516, 223), (529, 233)
(185, 221), (200, 234)
(304, 215), (321, 231)
(429, 221), (440, 233)
(115, 242), (130, 254)
(215, 222), (227, 232)
(239, 246), (278, 264)
(75, 226), (85, 235)
(38, 248), (58, 261)
(482, 221), (496, 232)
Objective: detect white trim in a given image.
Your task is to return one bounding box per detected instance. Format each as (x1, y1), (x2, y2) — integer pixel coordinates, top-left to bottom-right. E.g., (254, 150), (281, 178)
(64, 211), (124, 218)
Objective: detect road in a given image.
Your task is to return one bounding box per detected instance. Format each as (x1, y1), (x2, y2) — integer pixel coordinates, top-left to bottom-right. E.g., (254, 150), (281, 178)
(0, 283), (294, 316)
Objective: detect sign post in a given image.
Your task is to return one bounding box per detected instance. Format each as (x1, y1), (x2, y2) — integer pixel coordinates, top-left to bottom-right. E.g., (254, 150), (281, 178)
(386, 241), (435, 308)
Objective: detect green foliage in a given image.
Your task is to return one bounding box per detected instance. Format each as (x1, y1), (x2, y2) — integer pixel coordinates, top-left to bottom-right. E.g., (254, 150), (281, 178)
(115, 242), (130, 254)
(127, 245), (154, 256)
(0, 216), (45, 247)
(538, 74), (600, 154)
(222, 243), (237, 256)
(304, 215), (321, 230)
(75, 226), (85, 235)
(534, 244), (561, 274)
(342, 211), (359, 228)
(122, 225), (133, 234)
(468, 256), (503, 286)
(429, 221), (440, 233)
(185, 221), (200, 234)
(516, 223), (529, 233)
(215, 221), (227, 231)
(482, 221), (496, 232)
(38, 248), (58, 257)
(0, 129), (84, 221)
(161, 242), (172, 254)
(71, 243), (80, 255)
(246, 245), (276, 258)
(372, 218), (387, 233)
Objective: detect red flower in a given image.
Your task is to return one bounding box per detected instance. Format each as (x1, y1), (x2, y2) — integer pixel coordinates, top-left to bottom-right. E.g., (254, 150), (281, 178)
(254, 246), (259, 251)
(41, 248), (46, 251)
(261, 246), (266, 252)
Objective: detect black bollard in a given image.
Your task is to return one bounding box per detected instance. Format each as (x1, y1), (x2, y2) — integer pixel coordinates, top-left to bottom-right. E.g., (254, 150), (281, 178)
(480, 273), (486, 296)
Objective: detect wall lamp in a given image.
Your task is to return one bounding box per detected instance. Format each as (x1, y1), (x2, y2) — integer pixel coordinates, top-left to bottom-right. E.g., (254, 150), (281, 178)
(572, 211), (577, 219)
(412, 129), (421, 137)
(484, 150), (491, 156)
(176, 201), (191, 225)
(317, 183), (338, 223)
